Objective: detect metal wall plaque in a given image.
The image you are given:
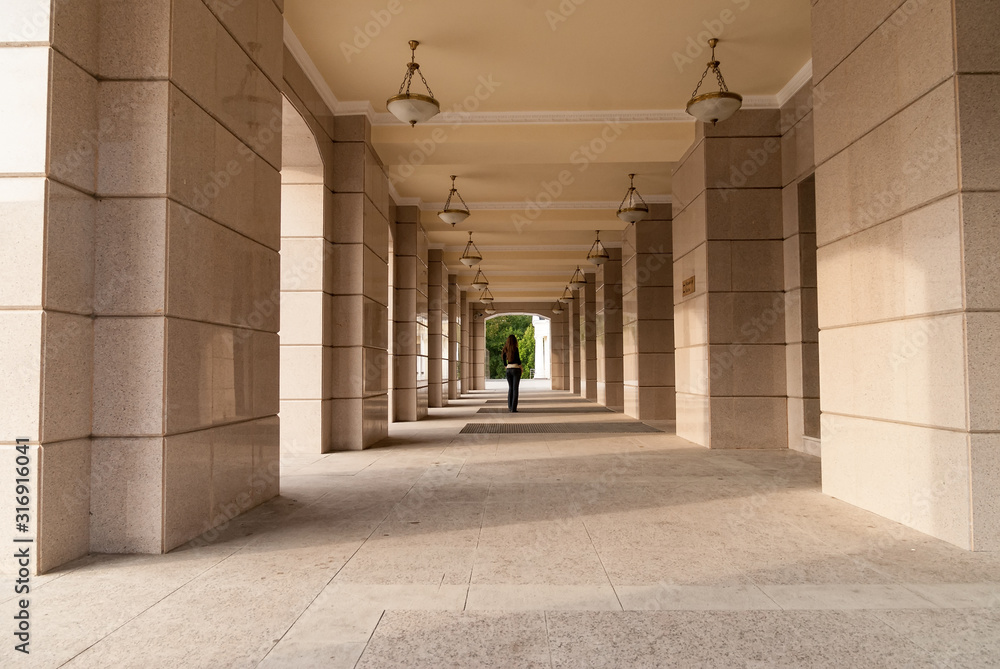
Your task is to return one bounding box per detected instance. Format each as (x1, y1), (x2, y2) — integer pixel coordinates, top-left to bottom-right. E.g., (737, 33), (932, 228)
(682, 276), (696, 296)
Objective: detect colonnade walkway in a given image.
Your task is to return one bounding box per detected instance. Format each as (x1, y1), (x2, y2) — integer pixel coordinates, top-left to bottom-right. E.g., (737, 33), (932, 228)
(9, 388), (1000, 667)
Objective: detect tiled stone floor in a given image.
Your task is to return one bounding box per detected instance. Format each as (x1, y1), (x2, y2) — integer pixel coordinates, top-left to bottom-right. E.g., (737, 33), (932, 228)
(5, 386), (1000, 667)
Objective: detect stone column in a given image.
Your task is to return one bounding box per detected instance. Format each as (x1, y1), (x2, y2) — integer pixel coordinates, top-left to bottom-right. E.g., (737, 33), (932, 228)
(672, 111), (786, 449)
(471, 303), (486, 390)
(428, 249), (447, 408)
(551, 310), (569, 390)
(579, 280), (598, 400)
(813, 0), (1000, 549)
(569, 294), (582, 394)
(0, 0), (101, 573)
(596, 248), (624, 411)
(47, 0), (285, 567)
(416, 227), (430, 413)
(622, 206), (675, 420)
(392, 208), (428, 421)
(460, 291), (470, 394)
(329, 115), (390, 448)
(448, 275), (460, 400)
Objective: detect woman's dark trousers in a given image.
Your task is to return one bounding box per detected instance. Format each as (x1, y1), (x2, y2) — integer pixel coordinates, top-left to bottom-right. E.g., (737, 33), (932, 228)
(506, 368), (522, 412)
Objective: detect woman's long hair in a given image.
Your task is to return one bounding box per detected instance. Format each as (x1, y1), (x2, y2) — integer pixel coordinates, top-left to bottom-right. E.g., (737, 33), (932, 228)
(502, 334), (519, 362)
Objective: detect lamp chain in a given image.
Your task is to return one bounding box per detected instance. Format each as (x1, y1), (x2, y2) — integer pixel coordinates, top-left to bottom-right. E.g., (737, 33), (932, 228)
(443, 177), (468, 211)
(715, 66), (729, 93)
(398, 67), (412, 96)
(397, 45), (435, 98)
(416, 67), (435, 99)
(690, 65), (711, 100)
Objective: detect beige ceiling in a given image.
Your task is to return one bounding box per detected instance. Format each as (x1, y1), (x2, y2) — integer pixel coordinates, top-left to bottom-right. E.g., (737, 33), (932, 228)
(284, 0), (812, 302)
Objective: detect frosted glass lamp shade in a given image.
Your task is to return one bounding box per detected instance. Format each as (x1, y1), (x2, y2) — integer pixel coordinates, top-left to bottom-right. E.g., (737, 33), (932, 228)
(386, 94), (440, 126)
(617, 206), (648, 223)
(438, 209), (469, 226)
(686, 91), (743, 125)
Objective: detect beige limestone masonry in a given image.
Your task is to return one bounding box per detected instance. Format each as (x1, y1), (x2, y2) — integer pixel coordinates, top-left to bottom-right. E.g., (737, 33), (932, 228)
(596, 248), (624, 411)
(392, 209), (429, 422)
(672, 109), (787, 450)
(622, 204), (675, 421)
(578, 281), (598, 401)
(427, 249), (448, 408)
(279, 96), (329, 455)
(448, 275), (460, 400)
(813, 0), (1000, 550)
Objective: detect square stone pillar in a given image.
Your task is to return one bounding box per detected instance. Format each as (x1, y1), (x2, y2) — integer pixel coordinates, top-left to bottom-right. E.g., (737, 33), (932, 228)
(3, 0), (288, 569)
(578, 280), (598, 400)
(622, 206), (675, 420)
(569, 293), (581, 394)
(471, 302), (485, 390)
(0, 0), (101, 573)
(392, 208), (428, 421)
(448, 275), (460, 400)
(672, 110), (786, 449)
(813, 0), (1000, 549)
(428, 249), (447, 408)
(596, 247), (624, 411)
(330, 115), (390, 448)
(551, 309), (569, 390)
(460, 291), (470, 394)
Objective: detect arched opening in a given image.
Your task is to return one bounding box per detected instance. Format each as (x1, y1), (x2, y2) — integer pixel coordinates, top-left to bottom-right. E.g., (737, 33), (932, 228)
(278, 96), (328, 454)
(484, 312), (552, 390)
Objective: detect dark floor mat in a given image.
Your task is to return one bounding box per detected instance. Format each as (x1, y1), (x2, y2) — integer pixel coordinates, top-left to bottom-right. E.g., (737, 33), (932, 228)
(459, 422), (663, 434)
(484, 398), (593, 405)
(477, 407), (612, 414)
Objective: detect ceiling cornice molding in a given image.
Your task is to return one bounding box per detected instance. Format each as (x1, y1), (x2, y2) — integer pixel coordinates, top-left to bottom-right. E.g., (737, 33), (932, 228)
(282, 28), (812, 129)
(776, 60), (813, 108)
(371, 109), (693, 126)
(740, 95), (779, 109)
(418, 196), (671, 212)
(283, 21), (342, 118)
(334, 100), (378, 120)
(284, 21), (381, 124)
(387, 180), (420, 208)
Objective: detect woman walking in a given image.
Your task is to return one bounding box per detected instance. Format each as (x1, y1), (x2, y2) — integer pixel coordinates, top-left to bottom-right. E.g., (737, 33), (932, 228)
(501, 334), (522, 413)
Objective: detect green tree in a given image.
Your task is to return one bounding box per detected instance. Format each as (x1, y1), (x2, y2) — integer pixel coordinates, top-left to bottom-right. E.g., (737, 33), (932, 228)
(485, 314), (536, 378)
